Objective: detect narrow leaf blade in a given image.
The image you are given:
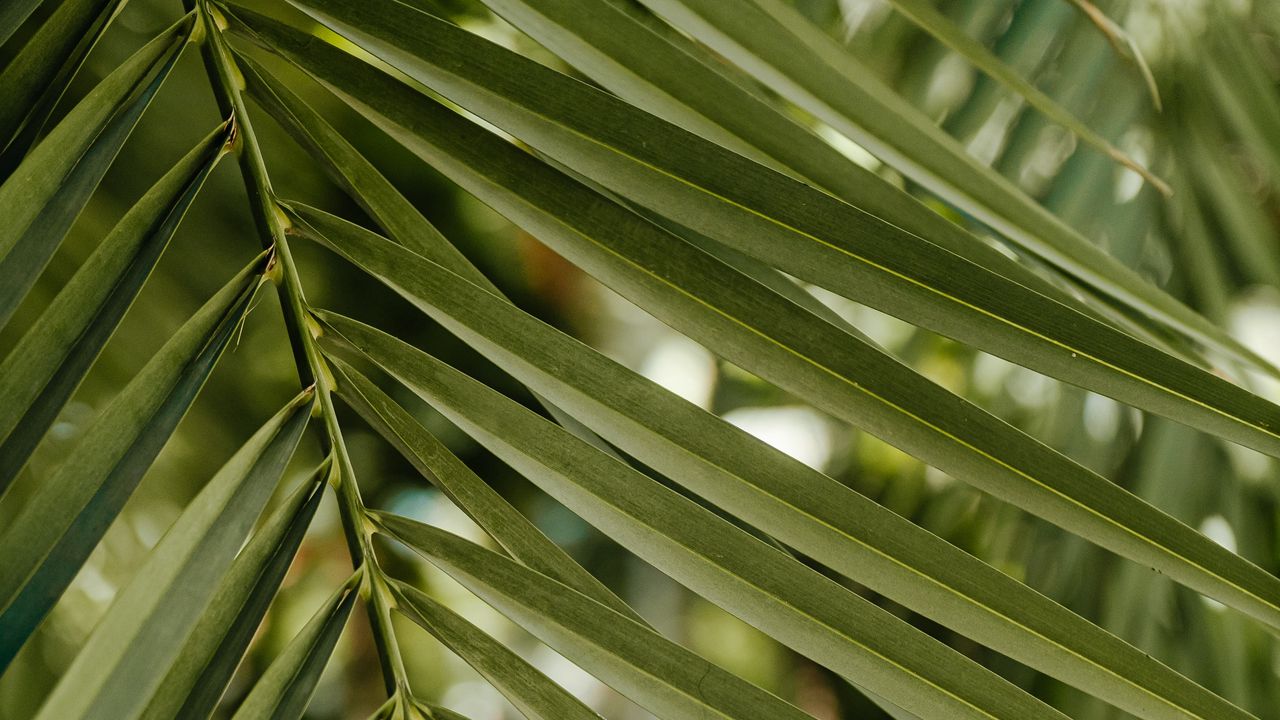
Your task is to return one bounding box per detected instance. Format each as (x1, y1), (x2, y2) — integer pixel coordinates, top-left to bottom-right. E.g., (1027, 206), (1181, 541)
(0, 122), (232, 490)
(0, 255), (266, 670)
(34, 391), (313, 720)
(391, 580), (602, 720)
(329, 358), (639, 623)
(229, 574), (359, 720)
(325, 325), (1065, 720)
(0, 14), (193, 328)
(304, 203), (1251, 720)
(144, 462), (330, 720)
(382, 517), (839, 720)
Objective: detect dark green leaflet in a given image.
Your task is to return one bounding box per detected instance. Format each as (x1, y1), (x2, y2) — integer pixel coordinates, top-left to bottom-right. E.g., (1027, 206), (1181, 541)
(321, 315), (1069, 718)
(148, 463), (330, 720)
(390, 580), (603, 720)
(305, 201), (1251, 719)
(0, 0), (125, 164)
(0, 122), (232, 490)
(33, 392), (313, 720)
(0, 0), (42, 48)
(239, 2), (1280, 490)
(228, 573), (359, 720)
(0, 254), (266, 671)
(329, 358), (640, 622)
(380, 516), (878, 720)
(633, 0), (1265, 373)
(0, 14), (193, 328)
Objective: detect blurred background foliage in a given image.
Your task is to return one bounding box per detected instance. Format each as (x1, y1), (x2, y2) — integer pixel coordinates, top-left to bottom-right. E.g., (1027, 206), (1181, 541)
(4, 0), (1280, 717)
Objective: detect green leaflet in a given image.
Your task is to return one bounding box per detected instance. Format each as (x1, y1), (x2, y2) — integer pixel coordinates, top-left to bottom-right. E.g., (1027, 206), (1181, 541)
(236, 53), (462, 269)
(250, 0), (1106, 364)
(241, 41), (797, 556)
(241, 37), (816, 560)
(280, 95), (1280, 643)
(0, 0), (125, 160)
(33, 391), (313, 720)
(0, 13), (193, 328)
(375, 0), (1145, 366)
(878, 0), (1166, 191)
(323, 315), (1068, 719)
(143, 461), (330, 720)
(302, 204), (1251, 720)
(406, 0), (1188, 363)
(390, 580), (602, 720)
(377, 511), (1039, 720)
(0, 122), (232, 490)
(0, 13), (192, 257)
(279, 0), (1096, 323)
(0, 254), (266, 672)
(0, 0), (42, 49)
(629, 0), (1264, 372)
(235, 48), (629, 463)
(237, 26), (1280, 672)
(236, 3), (1280, 481)
(229, 572), (359, 720)
(329, 358), (640, 622)
(465, 0), (1099, 317)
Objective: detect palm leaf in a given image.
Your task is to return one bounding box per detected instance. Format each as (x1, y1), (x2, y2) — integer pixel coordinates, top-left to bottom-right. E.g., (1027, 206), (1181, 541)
(0, 121), (232, 489)
(329, 358), (639, 622)
(1, 1), (1275, 717)
(234, 3), (1280, 473)
(381, 516), (858, 720)
(390, 579), (603, 720)
(628, 0), (1258, 369)
(228, 572), (359, 720)
(0, 13), (193, 328)
(0, 254), (266, 670)
(33, 391), (312, 720)
(304, 208), (1249, 719)
(143, 460), (330, 720)
(287, 132), (1280, 639)
(0, 0), (43, 48)
(0, 0), (126, 164)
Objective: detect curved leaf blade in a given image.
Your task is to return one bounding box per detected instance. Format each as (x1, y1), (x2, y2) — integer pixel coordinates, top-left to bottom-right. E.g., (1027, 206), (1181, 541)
(0, 0), (125, 158)
(303, 203), (1251, 720)
(234, 48), (629, 464)
(236, 52), (466, 271)
(325, 323), (1070, 720)
(464, 0), (1100, 318)
(0, 254), (266, 671)
(629, 0), (1263, 371)
(381, 516), (892, 720)
(144, 461), (330, 720)
(329, 358), (639, 623)
(229, 574), (359, 720)
(239, 3), (1280, 480)
(285, 111), (1280, 644)
(0, 122), (232, 490)
(0, 14), (193, 328)
(0, 0), (42, 49)
(390, 580), (602, 720)
(33, 391), (313, 720)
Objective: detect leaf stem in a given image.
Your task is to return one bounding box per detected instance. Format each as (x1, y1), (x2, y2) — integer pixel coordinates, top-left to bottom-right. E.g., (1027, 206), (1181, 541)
(189, 0), (407, 697)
